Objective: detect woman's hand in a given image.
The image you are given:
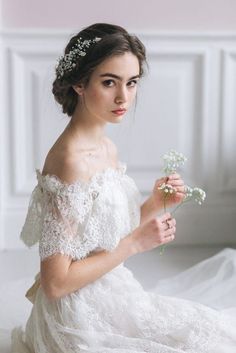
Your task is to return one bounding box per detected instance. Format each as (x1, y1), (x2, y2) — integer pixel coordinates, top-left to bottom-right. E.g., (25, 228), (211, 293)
(130, 213), (176, 254)
(152, 173), (186, 209)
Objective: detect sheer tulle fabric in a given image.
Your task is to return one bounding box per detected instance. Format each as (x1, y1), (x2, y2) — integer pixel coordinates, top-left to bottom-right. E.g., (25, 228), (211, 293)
(11, 163), (236, 352)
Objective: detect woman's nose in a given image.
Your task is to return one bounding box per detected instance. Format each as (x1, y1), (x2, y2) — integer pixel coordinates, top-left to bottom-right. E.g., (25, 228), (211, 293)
(115, 87), (128, 104)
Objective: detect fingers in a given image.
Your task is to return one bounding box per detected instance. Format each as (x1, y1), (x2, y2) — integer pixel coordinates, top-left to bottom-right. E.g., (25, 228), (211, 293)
(163, 224), (176, 246)
(154, 177), (167, 189)
(160, 216), (176, 239)
(163, 218), (176, 231)
(155, 214), (176, 245)
(156, 174), (183, 185)
(164, 226), (176, 237)
(159, 212), (172, 222)
(165, 174), (186, 195)
(167, 173), (181, 180)
(175, 186), (185, 193)
(155, 175), (186, 196)
(167, 179), (184, 188)
(162, 233), (175, 244)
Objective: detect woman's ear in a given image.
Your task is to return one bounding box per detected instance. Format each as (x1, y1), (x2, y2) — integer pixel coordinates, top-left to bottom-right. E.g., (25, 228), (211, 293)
(72, 83), (84, 96)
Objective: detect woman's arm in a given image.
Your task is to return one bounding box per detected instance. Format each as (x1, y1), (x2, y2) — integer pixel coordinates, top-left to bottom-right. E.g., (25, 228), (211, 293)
(41, 234), (136, 300)
(41, 211), (176, 301)
(140, 195), (161, 225)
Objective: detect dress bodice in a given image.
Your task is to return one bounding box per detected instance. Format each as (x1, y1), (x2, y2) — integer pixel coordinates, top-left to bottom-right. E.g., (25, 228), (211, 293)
(20, 162), (142, 261)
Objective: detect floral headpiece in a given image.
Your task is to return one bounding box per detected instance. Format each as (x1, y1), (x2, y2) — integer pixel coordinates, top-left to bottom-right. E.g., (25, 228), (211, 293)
(55, 36), (101, 79)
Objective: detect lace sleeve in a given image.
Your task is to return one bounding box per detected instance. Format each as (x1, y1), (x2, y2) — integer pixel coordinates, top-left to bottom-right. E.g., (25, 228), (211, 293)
(20, 170), (100, 261)
(20, 185), (43, 247)
(20, 164), (134, 262)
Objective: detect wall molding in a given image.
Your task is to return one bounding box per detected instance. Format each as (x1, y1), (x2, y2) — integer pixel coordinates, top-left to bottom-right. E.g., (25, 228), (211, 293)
(2, 29), (236, 39)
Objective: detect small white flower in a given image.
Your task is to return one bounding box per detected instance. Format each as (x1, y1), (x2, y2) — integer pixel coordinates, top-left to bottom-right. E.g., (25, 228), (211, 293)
(183, 185), (206, 205)
(162, 149), (187, 175)
(192, 187), (206, 205)
(55, 36), (101, 79)
(158, 183), (176, 195)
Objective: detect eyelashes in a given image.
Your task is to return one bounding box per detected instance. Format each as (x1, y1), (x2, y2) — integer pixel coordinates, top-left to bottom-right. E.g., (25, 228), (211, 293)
(102, 79), (138, 87)
(102, 80), (114, 87)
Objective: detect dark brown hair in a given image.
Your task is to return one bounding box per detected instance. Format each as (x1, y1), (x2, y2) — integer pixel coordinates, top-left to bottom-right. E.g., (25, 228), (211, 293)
(52, 23), (147, 117)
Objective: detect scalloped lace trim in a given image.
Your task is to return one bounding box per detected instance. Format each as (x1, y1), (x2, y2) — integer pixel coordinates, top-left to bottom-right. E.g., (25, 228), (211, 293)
(35, 160), (127, 191)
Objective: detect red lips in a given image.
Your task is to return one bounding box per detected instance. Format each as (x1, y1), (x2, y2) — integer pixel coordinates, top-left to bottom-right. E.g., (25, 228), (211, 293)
(112, 109), (127, 114)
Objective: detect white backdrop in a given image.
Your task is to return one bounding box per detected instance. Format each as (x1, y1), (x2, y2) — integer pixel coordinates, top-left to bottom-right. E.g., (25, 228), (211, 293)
(0, 30), (236, 249)
(1, 0), (236, 31)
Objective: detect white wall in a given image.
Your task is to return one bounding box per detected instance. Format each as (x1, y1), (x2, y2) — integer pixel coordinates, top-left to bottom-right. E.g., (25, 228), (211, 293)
(1, 0), (236, 31)
(0, 1), (236, 249)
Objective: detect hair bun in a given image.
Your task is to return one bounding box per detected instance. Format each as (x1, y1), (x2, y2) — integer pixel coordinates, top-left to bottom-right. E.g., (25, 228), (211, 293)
(52, 79), (78, 116)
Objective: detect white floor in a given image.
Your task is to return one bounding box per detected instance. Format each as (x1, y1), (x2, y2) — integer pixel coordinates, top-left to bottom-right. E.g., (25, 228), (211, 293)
(126, 245), (228, 289)
(0, 245), (234, 353)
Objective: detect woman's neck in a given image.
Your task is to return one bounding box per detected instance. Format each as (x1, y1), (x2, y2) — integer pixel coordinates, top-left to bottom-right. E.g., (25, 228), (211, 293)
(67, 105), (106, 146)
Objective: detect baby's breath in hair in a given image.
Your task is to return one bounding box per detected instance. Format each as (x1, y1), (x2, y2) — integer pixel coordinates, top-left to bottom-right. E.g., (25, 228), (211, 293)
(55, 37), (101, 79)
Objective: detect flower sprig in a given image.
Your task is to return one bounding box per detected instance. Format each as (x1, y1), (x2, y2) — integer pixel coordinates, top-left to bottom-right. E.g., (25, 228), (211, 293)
(184, 186), (206, 205)
(158, 149), (206, 254)
(162, 150), (187, 175)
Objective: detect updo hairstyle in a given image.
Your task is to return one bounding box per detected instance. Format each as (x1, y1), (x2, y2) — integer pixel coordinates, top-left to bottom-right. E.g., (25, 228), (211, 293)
(52, 23), (147, 117)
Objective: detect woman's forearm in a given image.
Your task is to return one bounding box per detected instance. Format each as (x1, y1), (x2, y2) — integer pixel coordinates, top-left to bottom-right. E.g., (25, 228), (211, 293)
(54, 235), (136, 299)
(140, 195), (162, 224)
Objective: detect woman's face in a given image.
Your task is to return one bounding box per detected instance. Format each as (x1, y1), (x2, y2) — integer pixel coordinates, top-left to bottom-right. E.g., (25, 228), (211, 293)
(75, 52), (140, 124)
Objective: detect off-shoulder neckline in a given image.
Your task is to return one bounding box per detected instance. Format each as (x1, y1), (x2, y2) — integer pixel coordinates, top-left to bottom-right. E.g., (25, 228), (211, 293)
(36, 161), (127, 188)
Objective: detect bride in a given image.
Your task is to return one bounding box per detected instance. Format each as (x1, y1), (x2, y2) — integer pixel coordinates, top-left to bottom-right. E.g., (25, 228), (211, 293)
(11, 23), (236, 352)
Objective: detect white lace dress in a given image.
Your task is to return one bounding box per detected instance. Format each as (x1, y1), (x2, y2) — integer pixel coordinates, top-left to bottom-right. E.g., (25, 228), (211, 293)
(11, 162), (236, 353)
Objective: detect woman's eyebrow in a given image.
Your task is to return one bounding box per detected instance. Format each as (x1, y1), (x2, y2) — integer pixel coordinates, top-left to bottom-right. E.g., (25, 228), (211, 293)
(99, 73), (140, 80)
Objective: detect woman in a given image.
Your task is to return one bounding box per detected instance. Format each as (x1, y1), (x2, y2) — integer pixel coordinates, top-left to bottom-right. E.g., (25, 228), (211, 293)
(11, 23), (236, 352)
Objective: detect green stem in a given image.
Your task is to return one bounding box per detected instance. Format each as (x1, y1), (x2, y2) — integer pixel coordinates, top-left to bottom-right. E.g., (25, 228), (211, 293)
(163, 194), (167, 213)
(171, 202), (183, 215)
(171, 199), (190, 215)
(160, 199), (191, 255)
(160, 194), (168, 255)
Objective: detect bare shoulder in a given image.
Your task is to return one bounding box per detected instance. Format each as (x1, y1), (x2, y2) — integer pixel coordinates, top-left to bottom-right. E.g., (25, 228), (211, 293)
(42, 149), (89, 184)
(41, 136), (119, 184)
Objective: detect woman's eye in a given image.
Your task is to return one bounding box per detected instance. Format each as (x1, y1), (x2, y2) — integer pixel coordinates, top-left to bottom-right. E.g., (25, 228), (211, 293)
(127, 80), (138, 87)
(102, 79), (138, 87)
(102, 80), (115, 87)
